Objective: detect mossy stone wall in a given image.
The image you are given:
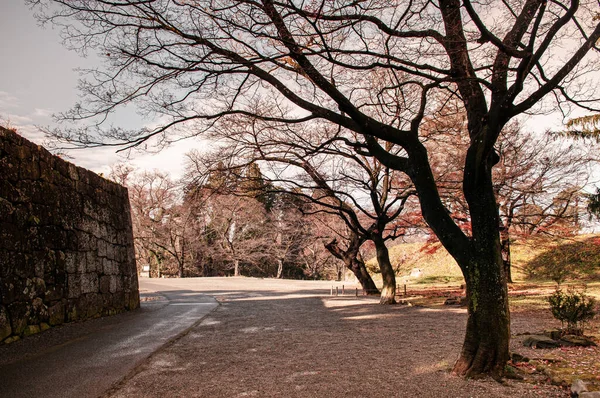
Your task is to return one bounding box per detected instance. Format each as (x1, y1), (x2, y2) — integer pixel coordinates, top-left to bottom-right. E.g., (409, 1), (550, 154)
(0, 127), (139, 343)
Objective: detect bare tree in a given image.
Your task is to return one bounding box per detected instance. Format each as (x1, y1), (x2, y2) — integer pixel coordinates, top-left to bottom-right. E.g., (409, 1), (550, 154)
(115, 168), (187, 277)
(34, 0), (600, 377)
(193, 121), (415, 303)
(421, 109), (597, 282)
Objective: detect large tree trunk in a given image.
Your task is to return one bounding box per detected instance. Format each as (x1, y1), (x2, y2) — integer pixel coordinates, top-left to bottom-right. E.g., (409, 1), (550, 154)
(402, 141), (509, 378)
(453, 143), (510, 378)
(276, 259), (283, 279)
(499, 226), (513, 283)
(372, 233), (396, 304)
(324, 238), (380, 295)
(234, 259), (240, 276)
(452, 252), (510, 378)
(352, 257), (380, 295)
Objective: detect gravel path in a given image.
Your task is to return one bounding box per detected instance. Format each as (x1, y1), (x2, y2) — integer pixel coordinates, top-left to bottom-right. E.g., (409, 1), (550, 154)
(105, 278), (568, 398)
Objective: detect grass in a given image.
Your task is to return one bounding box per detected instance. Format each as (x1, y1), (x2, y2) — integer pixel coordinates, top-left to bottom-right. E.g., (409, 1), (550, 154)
(366, 234), (600, 285)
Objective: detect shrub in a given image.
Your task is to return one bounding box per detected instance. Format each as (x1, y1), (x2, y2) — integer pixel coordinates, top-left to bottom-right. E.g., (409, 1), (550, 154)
(547, 288), (596, 335)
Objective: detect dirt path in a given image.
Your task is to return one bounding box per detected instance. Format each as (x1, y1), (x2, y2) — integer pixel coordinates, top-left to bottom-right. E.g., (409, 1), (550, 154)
(106, 278), (568, 397)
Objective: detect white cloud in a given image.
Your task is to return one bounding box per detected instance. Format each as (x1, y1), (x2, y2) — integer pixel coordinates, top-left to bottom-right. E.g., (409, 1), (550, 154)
(129, 139), (208, 179)
(0, 91), (19, 109)
(33, 108), (54, 118)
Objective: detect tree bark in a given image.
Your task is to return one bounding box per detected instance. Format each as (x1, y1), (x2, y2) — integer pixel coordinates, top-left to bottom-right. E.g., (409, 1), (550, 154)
(324, 238), (380, 296)
(500, 227), (513, 283)
(234, 259), (240, 276)
(352, 258), (380, 295)
(399, 141), (509, 377)
(453, 141), (510, 379)
(276, 259), (283, 279)
(372, 233), (396, 304)
(452, 253), (510, 378)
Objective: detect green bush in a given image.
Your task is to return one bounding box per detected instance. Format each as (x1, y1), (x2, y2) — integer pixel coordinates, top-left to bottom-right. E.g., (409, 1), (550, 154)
(547, 288), (596, 335)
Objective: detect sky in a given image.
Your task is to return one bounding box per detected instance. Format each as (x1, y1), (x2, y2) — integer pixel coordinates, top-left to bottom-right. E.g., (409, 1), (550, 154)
(0, 1), (589, 181)
(0, 1), (203, 178)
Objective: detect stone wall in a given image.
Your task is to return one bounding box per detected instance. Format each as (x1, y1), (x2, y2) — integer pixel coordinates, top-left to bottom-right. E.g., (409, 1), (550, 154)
(0, 127), (139, 343)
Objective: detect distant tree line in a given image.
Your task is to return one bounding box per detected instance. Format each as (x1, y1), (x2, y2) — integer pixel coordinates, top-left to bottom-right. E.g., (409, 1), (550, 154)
(111, 112), (597, 289)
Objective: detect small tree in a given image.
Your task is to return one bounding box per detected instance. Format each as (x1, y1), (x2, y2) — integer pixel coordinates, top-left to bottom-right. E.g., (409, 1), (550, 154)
(548, 288), (596, 335)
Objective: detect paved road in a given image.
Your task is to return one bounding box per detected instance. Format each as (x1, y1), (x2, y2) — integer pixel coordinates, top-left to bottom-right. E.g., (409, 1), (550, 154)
(0, 279), (218, 398)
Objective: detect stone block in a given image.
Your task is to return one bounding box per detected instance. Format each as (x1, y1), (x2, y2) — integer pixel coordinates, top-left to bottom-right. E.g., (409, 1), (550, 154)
(78, 232), (97, 251)
(0, 156), (20, 182)
(0, 179), (22, 203)
(81, 273), (99, 294)
(31, 277), (46, 299)
(65, 252), (85, 274)
(103, 258), (118, 275)
(0, 305), (12, 341)
(0, 275), (20, 304)
(113, 291), (126, 310)
(8, 302), (31, 336)
(109, 275), (121, 294)
(67, 163), (79, 181)
(65, 230), (79, 251)
(86, 251), (101, 273)
(45, 285), (64, 302)
(105, 244), (116, 261)
(66, 300), (79, 322)
(29, 297), (48, 324)
(3, 336), (20, 344)
(99, 276), (111, 294)
(67, 274), (81, 299)
(85, 293), (102, 318)
(27, 180), (49, 204)
(0, 252), (17, 279)
(125, 291), (140, 310)
(19, 158), (41, 181)
(48, 301), (65, 326)
(23, 324), (41, 336)
(0, 197), (15, 220)
(0, 222), (22, 251)
(33, 250), (49, 278)
(14, 252), (34, 279)
(55, 250), (66, 273)
(97, 239), (107, 258)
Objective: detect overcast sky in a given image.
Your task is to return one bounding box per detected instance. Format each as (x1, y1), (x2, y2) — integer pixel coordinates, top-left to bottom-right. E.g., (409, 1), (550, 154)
(0, 1), (203, 178)
(0, 1), (582, 181)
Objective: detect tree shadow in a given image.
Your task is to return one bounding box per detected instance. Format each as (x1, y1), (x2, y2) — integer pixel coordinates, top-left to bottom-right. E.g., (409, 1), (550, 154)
(523, 236), (600, 284)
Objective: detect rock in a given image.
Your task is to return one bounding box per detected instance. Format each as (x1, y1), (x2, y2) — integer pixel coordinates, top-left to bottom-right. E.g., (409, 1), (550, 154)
(23, 325), (41, 336)
(522, 335), (561, 348)
(40, 322), (50, 332)
(504, 365), (524, 380)
(444, 296), (467, 306)
(580, 392), (600, 398)
(560, 335), (597, 347)
(572, 379), (588, 396)
(544, 328), (563, 340)
(3, 336), (20, 344)
(510, 352), (530, 363)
